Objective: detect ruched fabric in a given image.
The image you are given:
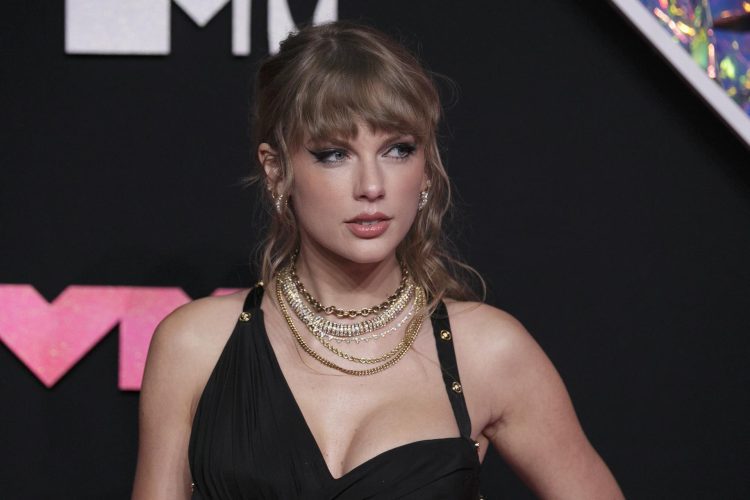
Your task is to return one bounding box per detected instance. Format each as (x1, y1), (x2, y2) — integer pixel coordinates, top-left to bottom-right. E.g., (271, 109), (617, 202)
(188, 286), (482, 499)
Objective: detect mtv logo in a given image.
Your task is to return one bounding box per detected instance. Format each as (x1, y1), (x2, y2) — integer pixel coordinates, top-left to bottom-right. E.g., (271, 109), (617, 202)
(65, 0), (337, 56)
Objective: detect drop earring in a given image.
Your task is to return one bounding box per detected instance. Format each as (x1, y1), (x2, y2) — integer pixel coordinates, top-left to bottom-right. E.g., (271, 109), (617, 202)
(274, 193), (287, 214)
(268, 184), (286, 214)
(417, 182), (430, 211)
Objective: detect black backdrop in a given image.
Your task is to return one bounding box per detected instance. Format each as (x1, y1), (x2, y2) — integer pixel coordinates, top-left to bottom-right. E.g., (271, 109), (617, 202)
(2, 1), (749, 498)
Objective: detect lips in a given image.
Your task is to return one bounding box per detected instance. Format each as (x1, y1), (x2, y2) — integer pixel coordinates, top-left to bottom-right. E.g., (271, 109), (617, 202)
(345, 212), (390, 223)
(345, 212), (392, 238)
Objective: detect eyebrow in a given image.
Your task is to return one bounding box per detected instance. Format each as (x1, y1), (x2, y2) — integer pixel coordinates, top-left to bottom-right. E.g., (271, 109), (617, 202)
(380, 133), (417, 146)
(306, 133), (417, 150)
(306, 137), (350, 149)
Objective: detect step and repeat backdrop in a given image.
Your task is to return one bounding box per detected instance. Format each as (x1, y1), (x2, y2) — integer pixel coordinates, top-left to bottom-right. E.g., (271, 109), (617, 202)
(2, 1), (749, 498)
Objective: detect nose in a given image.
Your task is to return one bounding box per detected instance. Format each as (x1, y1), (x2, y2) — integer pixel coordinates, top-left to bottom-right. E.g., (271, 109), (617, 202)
(354, 156), (385, 201)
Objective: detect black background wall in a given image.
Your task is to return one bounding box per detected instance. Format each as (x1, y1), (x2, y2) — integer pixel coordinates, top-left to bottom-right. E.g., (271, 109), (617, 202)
(2, 1), (749, 498)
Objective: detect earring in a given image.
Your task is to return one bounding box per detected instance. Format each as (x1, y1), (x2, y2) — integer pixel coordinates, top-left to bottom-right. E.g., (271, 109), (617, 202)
(417, 189), (429, 211)
(274, 193), (287, 214)
(418, 179), (432, 212)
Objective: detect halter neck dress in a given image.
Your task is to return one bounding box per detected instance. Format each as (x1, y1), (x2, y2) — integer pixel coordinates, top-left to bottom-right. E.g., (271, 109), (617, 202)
(188, 285), (482, 499)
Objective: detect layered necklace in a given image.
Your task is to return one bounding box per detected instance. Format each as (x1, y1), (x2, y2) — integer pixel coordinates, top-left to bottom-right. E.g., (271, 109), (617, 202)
(288, 260), (411, 319)
(281, 271), (414, 342)
(275, 261), (426, 376)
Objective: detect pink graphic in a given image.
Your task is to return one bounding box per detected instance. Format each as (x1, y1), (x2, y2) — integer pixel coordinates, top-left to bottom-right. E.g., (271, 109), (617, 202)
(0, 285), (240, 390)
(0, 285), (128, 388)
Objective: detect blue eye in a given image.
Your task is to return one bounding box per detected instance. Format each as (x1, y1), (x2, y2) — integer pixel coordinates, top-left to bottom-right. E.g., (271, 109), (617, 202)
(385, 143), (417, 160)
(308, 148), (347, 164)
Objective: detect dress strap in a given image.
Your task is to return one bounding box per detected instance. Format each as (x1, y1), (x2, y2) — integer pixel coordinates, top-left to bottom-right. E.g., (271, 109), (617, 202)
(242, 281), (265, 311)
(430, 300), (472, 439)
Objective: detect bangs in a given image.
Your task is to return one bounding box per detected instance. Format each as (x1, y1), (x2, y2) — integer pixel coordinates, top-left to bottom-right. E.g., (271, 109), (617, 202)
(285, 52), (439, 148)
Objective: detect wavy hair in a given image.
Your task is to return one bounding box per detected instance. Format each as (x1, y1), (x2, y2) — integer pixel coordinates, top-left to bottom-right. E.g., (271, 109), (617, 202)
(249, 21), (483, 306)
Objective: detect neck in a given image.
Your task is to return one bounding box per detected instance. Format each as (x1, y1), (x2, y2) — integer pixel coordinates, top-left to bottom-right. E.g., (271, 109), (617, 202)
(291, 243), (402, 311)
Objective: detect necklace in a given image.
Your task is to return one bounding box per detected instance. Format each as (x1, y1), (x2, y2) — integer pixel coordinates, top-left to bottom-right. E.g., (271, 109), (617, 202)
(326, 298), (418, 344)
(289, 257), (410, 318)
(279, 268), (413, 339)
(305, 287), (425, 364)
(275, 275), (426, 376)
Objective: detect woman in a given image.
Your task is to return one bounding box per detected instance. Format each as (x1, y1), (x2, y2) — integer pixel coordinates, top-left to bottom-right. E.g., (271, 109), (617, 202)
(132, 21), (624, 499)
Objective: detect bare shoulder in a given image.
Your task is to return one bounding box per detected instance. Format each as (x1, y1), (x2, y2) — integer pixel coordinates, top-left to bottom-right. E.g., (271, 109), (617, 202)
(443, 300), (558, 427)
(150, 290), (246, 355)
(444, 300), (525, 336)
(143, 290), (248, 414)
(444, 300), (541, 374)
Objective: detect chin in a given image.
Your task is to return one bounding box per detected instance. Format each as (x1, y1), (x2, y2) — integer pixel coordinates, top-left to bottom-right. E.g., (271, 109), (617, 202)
(336, 241), (398, 266)
(303, 235), (399, 267)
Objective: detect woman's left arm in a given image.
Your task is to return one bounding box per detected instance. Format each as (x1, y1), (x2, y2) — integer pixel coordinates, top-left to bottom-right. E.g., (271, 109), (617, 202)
(458, 304), (624, 499)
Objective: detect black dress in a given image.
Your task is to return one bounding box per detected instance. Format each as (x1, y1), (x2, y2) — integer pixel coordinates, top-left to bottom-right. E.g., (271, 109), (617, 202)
(188, 285), (482, 499)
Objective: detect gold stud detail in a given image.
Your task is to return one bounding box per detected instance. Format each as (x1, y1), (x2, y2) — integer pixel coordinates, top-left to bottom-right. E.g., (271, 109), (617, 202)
(474, 440), (480, 449)
(238, 312), (251, 322)
(439, 329), (452, 341)
(451, 381), (462, 393)
(190, 482), (196, 492)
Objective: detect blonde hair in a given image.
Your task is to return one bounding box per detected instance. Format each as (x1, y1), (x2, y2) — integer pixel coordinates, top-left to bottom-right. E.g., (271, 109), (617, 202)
(250, 21), (483, 306)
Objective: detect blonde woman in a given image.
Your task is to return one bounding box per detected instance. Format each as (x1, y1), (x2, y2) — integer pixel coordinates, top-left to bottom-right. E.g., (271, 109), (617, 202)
(132, 21), (623, 499)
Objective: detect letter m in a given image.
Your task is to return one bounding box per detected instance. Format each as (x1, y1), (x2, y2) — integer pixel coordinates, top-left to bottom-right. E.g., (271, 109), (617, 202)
(65, 0), (337, 56)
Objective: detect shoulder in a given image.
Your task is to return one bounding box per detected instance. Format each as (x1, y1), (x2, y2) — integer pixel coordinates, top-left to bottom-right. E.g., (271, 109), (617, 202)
(150, 290), (247, 351)
(142, 290), (249, 414)
(147, 290), (247, 368)
(444, 300), (558, 419)
(444, 300), (539, 369)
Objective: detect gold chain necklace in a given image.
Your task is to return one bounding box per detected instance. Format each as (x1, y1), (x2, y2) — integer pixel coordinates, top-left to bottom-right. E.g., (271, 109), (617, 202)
(305, 287), (424, 364)
(289, 257), (410, 318)
(279, 268), (413, 339)
(275, 275), (426, 376)
(278, 268), (422, 363)
(326, 297), (418, 344)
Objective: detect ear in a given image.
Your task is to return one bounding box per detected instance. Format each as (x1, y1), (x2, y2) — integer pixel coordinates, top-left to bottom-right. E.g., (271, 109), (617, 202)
(258, 142), (281, 190)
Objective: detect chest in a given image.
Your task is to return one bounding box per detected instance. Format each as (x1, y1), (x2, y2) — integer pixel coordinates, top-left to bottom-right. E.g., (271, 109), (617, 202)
(188, 300), (482, 498)
(283, 354), (461, 469)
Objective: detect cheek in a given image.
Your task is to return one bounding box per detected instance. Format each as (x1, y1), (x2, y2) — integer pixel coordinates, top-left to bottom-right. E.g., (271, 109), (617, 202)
(289, 171), (351, 239)
(392, 167), (425, 203)
(292, 172), (346, 214)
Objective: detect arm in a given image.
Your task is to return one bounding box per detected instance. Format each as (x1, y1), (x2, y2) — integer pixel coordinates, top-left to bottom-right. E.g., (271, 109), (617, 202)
(460, 305), (624, 499)
(131, 309), (198, 500)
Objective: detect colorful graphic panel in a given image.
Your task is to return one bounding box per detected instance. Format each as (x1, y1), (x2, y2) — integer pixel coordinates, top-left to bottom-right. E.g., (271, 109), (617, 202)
(612, 0), (750, 147)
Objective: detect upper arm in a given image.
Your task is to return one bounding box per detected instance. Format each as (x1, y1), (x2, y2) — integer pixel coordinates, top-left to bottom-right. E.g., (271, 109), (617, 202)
(456, 304), (623, 499)
(131, 300), (224, 500)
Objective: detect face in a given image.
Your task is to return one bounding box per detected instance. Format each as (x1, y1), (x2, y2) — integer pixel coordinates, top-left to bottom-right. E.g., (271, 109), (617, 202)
(261, 123), (428, 265)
